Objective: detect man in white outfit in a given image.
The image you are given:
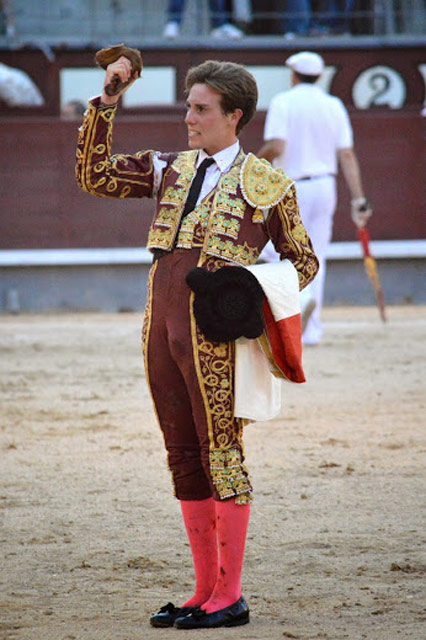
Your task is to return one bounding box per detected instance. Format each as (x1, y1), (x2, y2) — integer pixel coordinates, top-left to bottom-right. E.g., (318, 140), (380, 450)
(258, 51), (372, 345)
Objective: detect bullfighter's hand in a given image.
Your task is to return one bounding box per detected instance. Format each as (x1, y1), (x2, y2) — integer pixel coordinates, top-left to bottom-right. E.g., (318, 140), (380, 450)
(101, 55), (138, 106)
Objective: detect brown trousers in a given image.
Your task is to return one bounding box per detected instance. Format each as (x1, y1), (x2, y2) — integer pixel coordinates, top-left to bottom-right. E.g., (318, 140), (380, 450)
(142, 248), (252, 502)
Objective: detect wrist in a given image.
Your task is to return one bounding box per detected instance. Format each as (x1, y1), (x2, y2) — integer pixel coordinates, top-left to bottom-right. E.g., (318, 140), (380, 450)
(351, 196), (366, 206)
(100, 93), (119, 107)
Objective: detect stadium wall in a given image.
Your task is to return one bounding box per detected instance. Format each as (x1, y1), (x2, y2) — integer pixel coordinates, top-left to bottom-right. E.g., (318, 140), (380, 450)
(0, 42), (425, 311)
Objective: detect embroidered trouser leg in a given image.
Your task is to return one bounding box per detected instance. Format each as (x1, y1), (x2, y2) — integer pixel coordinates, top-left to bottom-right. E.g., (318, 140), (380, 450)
(142, 248), (252, 502)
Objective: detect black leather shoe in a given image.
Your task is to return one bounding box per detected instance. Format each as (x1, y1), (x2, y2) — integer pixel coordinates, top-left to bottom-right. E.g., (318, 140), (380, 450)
(150, 602), (197, 628)
(174, 596), (249, 629)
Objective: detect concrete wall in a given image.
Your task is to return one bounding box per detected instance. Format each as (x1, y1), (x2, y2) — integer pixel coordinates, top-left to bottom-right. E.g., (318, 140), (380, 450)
(1, 253), (425, 314)
(1, 264), (149, 313)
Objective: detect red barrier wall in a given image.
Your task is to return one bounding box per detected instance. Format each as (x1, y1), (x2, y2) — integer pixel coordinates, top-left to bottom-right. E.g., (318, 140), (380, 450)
(0, 109), (423, 249)
(1, 42), (425, 248)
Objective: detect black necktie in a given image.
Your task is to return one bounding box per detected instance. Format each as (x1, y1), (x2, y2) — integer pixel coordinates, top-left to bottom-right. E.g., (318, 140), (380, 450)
(171, 157), (215, 249)
(182, 157), (215, 217)
(153, 157), (216, 260)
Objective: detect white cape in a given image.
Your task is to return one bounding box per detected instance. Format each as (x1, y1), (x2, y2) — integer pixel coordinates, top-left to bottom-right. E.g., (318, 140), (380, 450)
(234, 260), (302, 422)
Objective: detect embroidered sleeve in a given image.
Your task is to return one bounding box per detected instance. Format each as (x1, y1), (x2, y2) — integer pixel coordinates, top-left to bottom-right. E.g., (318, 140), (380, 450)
(265, 185), (319, 290)
(75, 97), (156, 199)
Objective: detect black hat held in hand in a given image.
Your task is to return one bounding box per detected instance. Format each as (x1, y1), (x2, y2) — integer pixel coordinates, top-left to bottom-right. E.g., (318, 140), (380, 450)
(186, 266), (265, 343)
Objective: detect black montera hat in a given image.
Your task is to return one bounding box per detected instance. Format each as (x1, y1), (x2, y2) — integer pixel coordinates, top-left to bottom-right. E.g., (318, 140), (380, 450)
(186, 266), (265, 343)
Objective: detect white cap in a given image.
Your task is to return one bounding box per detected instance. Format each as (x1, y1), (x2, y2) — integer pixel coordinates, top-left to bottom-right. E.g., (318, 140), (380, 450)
(285, 51), (324, 76)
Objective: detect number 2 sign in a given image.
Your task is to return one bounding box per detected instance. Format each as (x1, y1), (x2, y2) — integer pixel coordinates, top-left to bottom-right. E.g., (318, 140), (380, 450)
(352, 65), (406, 109)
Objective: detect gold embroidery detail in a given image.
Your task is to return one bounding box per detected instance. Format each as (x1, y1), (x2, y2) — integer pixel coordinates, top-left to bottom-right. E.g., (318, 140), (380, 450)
(215, 191), (232, 213)
(176, 201), (212, 247)
(76, 102), (154, 198)
(106, 179), (118, 192)
(177, 217), (197, 248)
(94, 160), (109, 173)
(189, 254), (253, 502)
(205, 236), (259, 266)
(210, 448), (252, 502)
(292, 222), (309, 243)
(148, 152), (199, 251)
(120, 185), (131, 198)
(220, 174), (239, 194)
(157, 206), (178, 227)
(211, 214), (240, 239)
(252, 207), (264, 223)
(231, 198), (245, 218)
(177, 229), (196, 248)
(171, 150), (198, 174)
(99, 108), (115, 122)
(176, 168), (195, 187)
(214, 192), (246, 219)
(147, 226), (174, 248)
(271, 188), (319, 290)
(140, 262), (168, 485)
(160, 186), (186, 206)
(192, 203), (211, 226)
(241, 153), (294, 208)
(141, 262), (156, 361)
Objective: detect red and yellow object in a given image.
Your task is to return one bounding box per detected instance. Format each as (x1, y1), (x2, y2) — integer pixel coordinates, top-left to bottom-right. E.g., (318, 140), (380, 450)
(357, 226), (386, 323)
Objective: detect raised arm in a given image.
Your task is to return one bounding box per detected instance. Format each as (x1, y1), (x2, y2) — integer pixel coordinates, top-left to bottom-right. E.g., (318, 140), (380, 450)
(75, 55), (156, 199)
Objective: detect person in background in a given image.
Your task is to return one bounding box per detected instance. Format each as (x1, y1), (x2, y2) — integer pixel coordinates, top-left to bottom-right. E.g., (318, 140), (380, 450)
(163, 0), (243, 39)
(225, 0), (253, 32)
(283, 0), (312, 37)
(310, 0), (354, 36)
(61, 99), (86, 120)
(0, 0), (15, 39)
(258, 51), (372, 345)
(282, 1), (355, 39)
(0, 62), (44, 107)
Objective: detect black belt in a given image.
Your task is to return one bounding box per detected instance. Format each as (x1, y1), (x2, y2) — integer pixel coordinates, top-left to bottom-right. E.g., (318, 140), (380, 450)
(296, 173), (335, 181)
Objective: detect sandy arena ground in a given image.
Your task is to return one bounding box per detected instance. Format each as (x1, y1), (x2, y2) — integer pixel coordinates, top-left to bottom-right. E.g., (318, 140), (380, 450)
(1, 306), (425, 640)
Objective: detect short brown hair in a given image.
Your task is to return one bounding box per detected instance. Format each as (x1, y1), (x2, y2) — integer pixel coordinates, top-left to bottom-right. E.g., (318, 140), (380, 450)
(185, 60), (258, 134)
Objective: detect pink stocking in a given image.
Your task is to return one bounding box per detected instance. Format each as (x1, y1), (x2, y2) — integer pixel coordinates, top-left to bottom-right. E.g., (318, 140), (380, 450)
(202, 498), (250, 613)
(180, 497), (218, 607)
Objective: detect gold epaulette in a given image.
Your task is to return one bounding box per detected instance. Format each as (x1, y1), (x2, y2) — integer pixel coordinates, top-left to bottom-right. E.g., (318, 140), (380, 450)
(240, 153), (294, 209)
(171, 149), (198, 171)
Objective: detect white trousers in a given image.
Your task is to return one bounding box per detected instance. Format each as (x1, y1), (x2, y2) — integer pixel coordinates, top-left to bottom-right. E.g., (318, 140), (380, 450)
(260, 175), (336, 344)
(296, 176), (336, 344)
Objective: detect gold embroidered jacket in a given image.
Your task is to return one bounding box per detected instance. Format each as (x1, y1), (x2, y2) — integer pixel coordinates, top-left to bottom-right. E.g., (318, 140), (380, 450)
(76, 98), (319, 289)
